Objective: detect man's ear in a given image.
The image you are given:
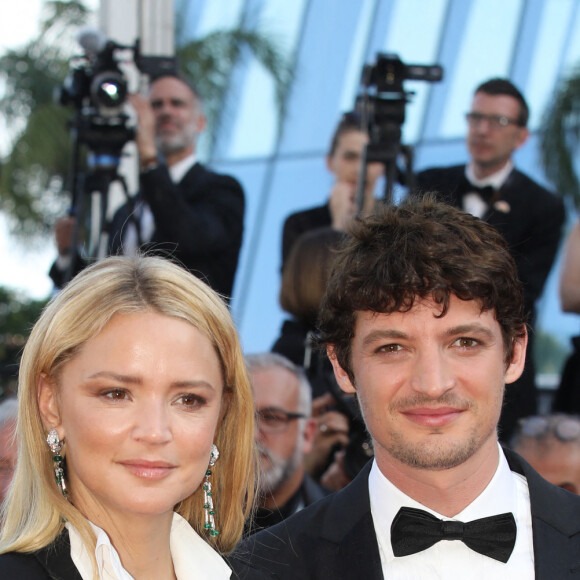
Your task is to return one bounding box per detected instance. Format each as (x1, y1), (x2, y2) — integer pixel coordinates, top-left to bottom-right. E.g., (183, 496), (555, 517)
(327, 345), (356, 394)
(37, 373), (63, 435)
(325, 154), (335, 174)
(515, 126), (529, 150)
(505, 327), (528, 385)
(195, 112), (207, 134)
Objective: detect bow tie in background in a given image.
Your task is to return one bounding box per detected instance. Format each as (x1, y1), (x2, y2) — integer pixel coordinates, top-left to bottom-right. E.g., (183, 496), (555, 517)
(458, 176), (497, 204)
(391, 506), (517, 563)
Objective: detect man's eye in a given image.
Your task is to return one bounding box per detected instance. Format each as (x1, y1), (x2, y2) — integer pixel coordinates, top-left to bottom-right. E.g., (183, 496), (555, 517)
(378, 344), (402, 353)
(454, 337), (478, 348)
(261, 412), (285, 424)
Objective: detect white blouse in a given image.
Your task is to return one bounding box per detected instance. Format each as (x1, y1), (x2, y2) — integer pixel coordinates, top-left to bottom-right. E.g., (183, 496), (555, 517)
(66, 512), (232, 580)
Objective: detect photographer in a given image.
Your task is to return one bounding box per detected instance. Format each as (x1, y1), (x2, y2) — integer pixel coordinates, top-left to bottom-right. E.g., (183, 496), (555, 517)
(280, 112), (383, 272)
(50, 73), (245, 300)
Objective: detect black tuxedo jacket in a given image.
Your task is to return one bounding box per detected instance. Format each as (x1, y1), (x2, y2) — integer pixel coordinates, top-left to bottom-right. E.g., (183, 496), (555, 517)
(416, 165), (565, 320)
(0, 530), (82, 579)
(281, 203), (331, 271)
(50, 162), (245, 299)
(231, 450), (580, 579)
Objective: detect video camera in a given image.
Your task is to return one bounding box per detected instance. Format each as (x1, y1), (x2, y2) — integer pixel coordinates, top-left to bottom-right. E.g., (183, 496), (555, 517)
(59, 28), (176, 171)
(56, 30), (177, 281)
(355, 53), (443, 204)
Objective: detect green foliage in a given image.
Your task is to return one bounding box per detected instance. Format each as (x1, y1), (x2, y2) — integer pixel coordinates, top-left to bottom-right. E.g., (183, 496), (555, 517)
(0, 1), (90, 243)
(534, 328), (570, 375)
(540, 67), (580, 207)
(0, 0), (293, 242)
(176, 28), (293, 153)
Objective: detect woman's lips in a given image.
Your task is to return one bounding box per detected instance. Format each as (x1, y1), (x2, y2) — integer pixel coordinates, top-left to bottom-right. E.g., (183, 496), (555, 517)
(119, 460), (176, 480)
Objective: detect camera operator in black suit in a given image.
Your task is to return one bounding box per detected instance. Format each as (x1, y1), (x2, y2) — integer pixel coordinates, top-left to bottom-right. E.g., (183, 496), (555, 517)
(50, 73), (245, 300)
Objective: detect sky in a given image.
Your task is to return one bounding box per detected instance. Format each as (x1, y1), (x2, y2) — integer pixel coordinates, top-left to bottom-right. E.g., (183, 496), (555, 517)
(0, 1), (97, 300)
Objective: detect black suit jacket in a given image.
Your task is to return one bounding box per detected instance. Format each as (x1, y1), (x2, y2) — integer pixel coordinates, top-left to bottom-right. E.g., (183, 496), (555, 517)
(281, 204), (331, 271)
(0, 530), (82, 579)
(416, 165), (565, 320)
(231, 450), (580, 579)
(50, 162), (245, 299)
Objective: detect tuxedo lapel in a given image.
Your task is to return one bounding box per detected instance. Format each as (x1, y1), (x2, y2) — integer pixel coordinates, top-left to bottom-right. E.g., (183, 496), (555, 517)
(503, 448), (580, 577)
(317, 462), (384, 579)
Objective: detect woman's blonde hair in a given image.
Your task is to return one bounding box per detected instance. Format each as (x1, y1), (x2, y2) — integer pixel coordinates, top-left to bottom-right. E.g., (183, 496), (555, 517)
(0, 256), (256, 562)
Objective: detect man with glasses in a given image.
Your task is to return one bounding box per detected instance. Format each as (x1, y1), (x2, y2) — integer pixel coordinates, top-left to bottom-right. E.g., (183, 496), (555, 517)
(416, 78), (565, 443)
(245, 353), (327, 532)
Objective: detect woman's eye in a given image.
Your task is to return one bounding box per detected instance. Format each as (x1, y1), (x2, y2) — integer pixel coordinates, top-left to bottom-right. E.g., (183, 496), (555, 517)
(103, 389), (128, 400)
(177, 394), (204, 408)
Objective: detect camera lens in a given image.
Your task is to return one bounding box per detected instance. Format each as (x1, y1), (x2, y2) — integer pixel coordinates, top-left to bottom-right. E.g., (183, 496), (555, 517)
(91, 71), (127, 112)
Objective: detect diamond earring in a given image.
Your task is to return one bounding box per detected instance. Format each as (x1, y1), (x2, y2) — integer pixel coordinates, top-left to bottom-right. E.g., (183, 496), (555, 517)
(46, 429), (67, 498)
(203, 444), (219, 537)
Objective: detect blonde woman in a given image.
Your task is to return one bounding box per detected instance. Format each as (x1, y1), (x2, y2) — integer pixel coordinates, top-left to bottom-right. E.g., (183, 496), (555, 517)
(0, 256), (256, 580)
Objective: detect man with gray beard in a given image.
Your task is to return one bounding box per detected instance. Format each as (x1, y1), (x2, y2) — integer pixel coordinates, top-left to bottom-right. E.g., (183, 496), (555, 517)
(51, 73), (244, 299)
(245, 353), (327, 533)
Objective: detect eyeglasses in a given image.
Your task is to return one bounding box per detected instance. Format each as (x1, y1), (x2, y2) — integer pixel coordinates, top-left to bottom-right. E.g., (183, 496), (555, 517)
(465, 112), (523, 129)
(517, 415), (580, 442)
(256, 407), (305, 434)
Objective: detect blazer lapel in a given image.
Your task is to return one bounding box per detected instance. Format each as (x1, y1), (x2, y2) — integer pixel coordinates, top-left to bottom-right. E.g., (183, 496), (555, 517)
(318, 462), (384, 579)
(503, 448), (580, 577)
(35, 530), (83, 580)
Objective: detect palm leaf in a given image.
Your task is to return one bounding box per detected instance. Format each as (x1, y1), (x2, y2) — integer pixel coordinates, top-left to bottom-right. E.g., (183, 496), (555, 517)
(177, 29), (293, 153)
(540, 67), (580, 208)
(0, 0), (293, 240)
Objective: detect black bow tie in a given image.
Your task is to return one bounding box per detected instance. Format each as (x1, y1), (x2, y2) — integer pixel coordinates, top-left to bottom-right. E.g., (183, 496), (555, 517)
(391, 507), (517, 563)
(458, 177), (497, 204)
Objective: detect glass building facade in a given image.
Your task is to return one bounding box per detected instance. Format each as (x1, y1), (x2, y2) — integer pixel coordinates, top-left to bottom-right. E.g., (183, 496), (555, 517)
(183, 0), (580, 356)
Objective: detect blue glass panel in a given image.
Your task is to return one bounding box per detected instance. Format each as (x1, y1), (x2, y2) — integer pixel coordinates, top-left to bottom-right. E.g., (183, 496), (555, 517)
(526, 0), (575, 128)
(563, 4), (580, 74)
(440, 0), (523, 138)
(229, 154), (330, 352)
(195, 0), (245, 34)
(381, 0), (448, 143)
(338, 0), (378, 112)
(227, 0), (308, 158)
(279, 1), (369, 154)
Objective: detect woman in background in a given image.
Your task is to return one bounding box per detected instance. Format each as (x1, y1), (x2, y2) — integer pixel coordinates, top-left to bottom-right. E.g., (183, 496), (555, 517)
(0, 256), (256, 580)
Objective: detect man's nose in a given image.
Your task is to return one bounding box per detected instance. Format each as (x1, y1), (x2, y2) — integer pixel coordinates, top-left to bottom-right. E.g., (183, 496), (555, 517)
(409, 349), (455, 398)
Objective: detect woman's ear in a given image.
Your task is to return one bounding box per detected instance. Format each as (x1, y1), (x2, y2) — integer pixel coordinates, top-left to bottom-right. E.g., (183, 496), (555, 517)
(37, 373), (63, 435)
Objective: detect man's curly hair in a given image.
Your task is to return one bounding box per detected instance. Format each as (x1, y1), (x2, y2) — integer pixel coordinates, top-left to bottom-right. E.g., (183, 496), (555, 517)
(317, 196), (527, 381)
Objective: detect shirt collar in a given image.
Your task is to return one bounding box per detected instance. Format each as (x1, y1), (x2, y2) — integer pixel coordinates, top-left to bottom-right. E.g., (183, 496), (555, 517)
(67, 512), (231, 580)
(465, 160), (513, 190)
(169, 152), (197, 183)
(369, 443), (519, 564)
